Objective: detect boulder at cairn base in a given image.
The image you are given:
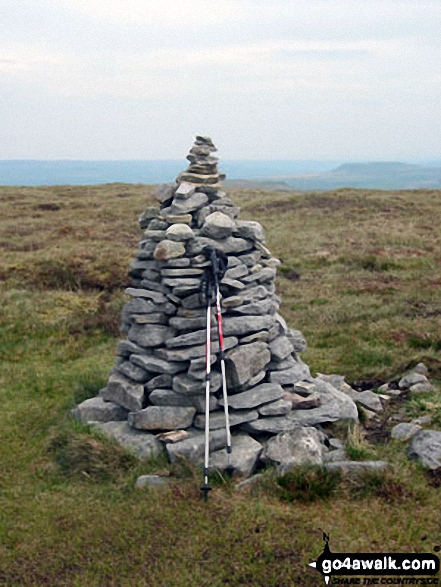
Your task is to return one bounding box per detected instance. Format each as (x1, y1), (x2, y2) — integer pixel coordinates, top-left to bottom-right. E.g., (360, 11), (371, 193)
(73, 135), (356, 476)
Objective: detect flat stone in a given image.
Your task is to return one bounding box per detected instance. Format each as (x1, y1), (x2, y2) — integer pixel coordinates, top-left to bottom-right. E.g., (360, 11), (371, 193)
(128, 324), (174, 348)
(225, 342), (271, 388)
(194, 409), (258, 430)
(269, 360), (312, 386)
(138, 206), (160, 228)
(410, 382), (434, 393)
(163, 277), (201, 290)
(269, 335), (294, 362)
(287, 328), (307, 353)
(146, 374), (174, 394)
(325, 448), (347, 463)
(391, 422), (423, 441)
(125, 287), (167, 304)
(221, 286), (269, 308)
(222, 382), (284, 410)
(156, 430), (189, 444)
(91, 421), (163, 460)
(173, 371), (221, 395)
(154, 240), (186, 261)
(411, 415), (432, 426)
(163, 214), (193, 225)
(201, 212), (235, 239)
(241, 267), (276, 285)
(240, 331), (270, 344)
(283, 391), (321, 409)
(399, 372), (428, 389)
(220, 278), (246, 291)
(124, 298), (176, 316)
(131, 313), (168, 325)
(262, 428), (326, 472)
(408, 430), (441, 469)
(128, 406), (196, 431)
(166, 223), (195, 241)
(117, 340), (147, 357)
(223, 264), (249, 280)
(161, 268), (203, 278)
(354, 390), (383, 413)
(153, 184), (174, 204)
(222, 315), (273, 336)
(130, 354), (186, 375)
(229, 299), (274, 316)
(169, 192), (208, 214)
(234, 220), (265, 242)
(288, 379), (358, 426)
(166, 428), (229, 463)
(241, 415), (300, 435)
(149, 388), (218, 411)
(165, 329), (211, 348)
(210, 434), (263, 477)
(155, 336), (238, 362)
(71, 397), (128, 423)
(101, 374), (145, 412)
(175, 182), (196, 198)
(187, 236), (253, 256)
(117, 360), (150, 383)
(136, 475), (171, 489)
(413, 362), (429, 375)
(258, 399), (292, 417)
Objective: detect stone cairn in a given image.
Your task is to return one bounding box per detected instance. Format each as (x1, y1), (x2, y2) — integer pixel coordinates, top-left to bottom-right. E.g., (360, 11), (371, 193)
(74, 136), (364, 478)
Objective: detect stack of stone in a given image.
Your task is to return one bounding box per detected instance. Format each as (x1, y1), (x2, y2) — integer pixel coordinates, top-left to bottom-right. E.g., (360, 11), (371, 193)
(73, 136), (358, 477)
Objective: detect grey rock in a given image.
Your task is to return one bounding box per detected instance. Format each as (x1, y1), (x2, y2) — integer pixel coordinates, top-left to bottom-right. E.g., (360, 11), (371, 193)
(166, 428), (229, 463)
(262, 428), (326, 471)
(220, 278), (246, 291)
(258, 399), (292, 417)
(173, 371), (221, 395)
(101, 374), (145, 412)
(175, 181), (196, 198)
(161, 267), (203, 278)
(163, 277), (201, 290)
(288, 379), (358, 426)
(223, 264), (249, 280)
(354, 390), (383, 413)
(269, 360), (312, 386)
(71, 397), (128, 423)
(287, 329), (307, 353)
(165, 328), (211, 348)
(283, 391), (321, 410)
(124, 298), (176, 316)
(325, 449), (347, 463)
(410, 382), (434, 393)
(128, 406), (196, 431)
(269, 335), (294, 362)
(130, 354), (187, 375)
(187, 236), (253, 256)
(128, 324), (174, 348)
(225, 342), (271, 388)
(145, 373), (173, 392)
(201, 211), (235, 239)
(131, 313), (168, 325)
(413, 362), (429, 375)
(154, 240), (186, 261)
(153, 184), (174, 204)
(138, 206), (160, 228)
(194, 409), (258, 430)
(229, 299), (275, 316)
(210, 434), (263, 477)
(399, 372), (428, 389)
(222, 315), (273, 336)
(164, 257), (191, 267)
(235, 473), (264, 490)
(221, 285), (269, 308)
(168, 315), (208, 331)
(169, 192), (208, 214)
(136, 475), (171, 489)
(165, 223), (194, 241)
(240, 331), (270, 344)
(149, 388), (218, 411)
(92, 421), (163, 460)
(234, 220), (265, 242)
(408, 430), (441, 469)
(241, 415), (300, 435)
(117, 340), (147, 357)
(155, 336), (238, 362)
(241, 267), (276, 285)
(222, 382), (284, 410)
(411, 415), (432, 426)
(117, 360), (150, 383)
(391, 423), (423, 440)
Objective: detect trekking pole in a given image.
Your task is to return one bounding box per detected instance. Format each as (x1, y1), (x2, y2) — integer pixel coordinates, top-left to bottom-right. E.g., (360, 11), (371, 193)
(213, 272), (232, 464)
(201, 287), (212, 502)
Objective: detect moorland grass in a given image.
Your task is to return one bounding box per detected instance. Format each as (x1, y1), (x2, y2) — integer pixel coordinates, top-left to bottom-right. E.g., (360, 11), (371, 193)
(1, 185), (441, 586)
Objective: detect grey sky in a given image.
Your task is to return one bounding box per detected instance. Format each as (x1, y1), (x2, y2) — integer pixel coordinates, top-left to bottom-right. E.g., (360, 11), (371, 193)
(1, 0), (440, 159)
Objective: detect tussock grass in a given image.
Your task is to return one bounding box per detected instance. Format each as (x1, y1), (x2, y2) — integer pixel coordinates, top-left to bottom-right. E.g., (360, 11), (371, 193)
(1, 185), (441, 585)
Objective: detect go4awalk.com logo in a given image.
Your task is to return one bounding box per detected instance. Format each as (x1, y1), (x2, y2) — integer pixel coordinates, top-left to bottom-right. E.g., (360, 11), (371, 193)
(308, 534), (440, 585)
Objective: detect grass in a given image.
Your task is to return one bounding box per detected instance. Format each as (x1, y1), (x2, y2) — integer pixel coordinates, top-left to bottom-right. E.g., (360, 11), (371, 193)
(1, 184), (441, 585)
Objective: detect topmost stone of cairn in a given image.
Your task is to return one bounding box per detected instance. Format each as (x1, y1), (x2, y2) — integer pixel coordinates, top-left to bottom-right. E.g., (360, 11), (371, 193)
(73, 136), (359, 477)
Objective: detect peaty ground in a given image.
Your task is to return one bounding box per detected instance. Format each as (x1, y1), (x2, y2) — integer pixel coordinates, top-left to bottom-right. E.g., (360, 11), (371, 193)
(0, 184), (440, 586)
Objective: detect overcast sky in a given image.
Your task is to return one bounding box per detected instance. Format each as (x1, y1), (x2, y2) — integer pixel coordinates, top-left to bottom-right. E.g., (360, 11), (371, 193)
(1, 0), (440, 160)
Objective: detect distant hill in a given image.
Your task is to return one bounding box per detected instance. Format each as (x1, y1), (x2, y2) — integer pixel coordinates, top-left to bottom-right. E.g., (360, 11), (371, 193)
(272, 162), (441, 190)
